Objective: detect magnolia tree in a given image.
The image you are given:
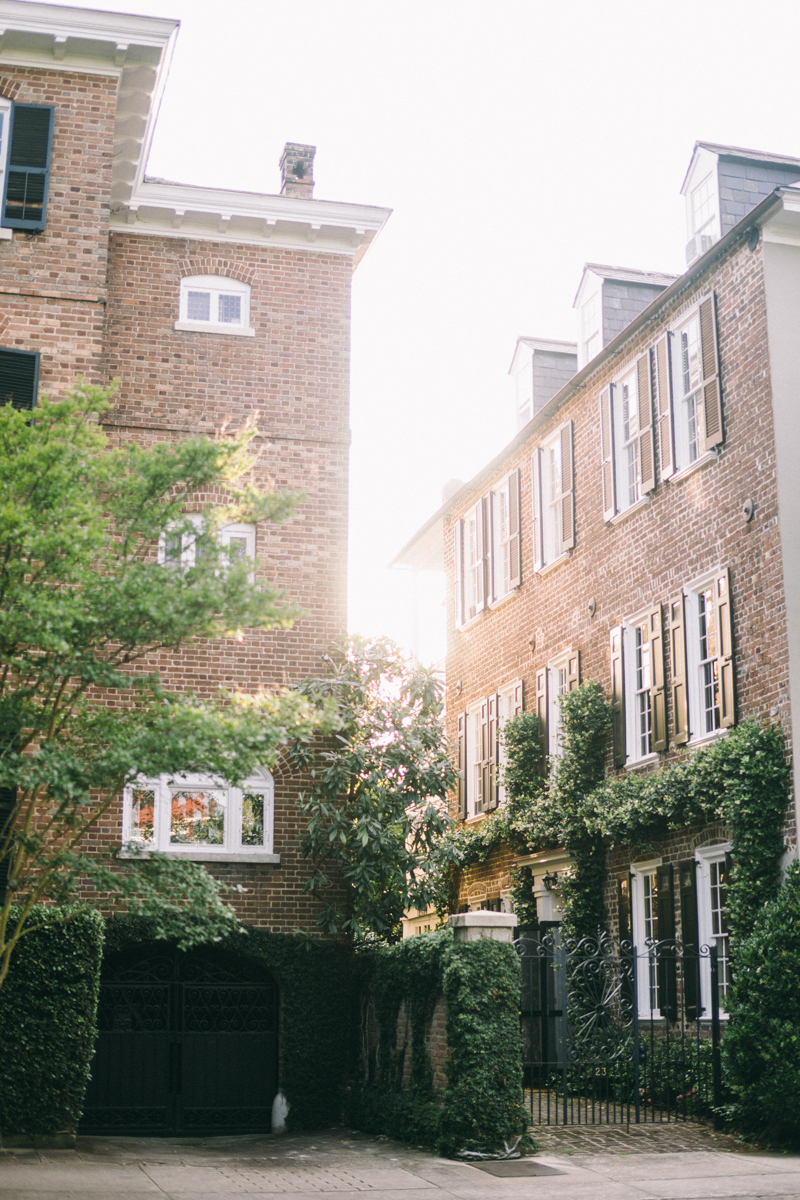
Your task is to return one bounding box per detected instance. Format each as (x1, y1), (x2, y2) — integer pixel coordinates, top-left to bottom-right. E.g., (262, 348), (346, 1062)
(294, 636), (455, 941)
(0, 381), (330, 988)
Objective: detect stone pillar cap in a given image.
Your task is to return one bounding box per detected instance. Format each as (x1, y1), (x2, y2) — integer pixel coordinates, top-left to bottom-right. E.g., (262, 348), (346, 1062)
(448, 911), (517, 929)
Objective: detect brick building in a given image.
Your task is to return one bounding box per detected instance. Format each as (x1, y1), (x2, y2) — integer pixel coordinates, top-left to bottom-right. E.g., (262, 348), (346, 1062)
(0, 0), (389, 1134)
(397, 142), (800, 989)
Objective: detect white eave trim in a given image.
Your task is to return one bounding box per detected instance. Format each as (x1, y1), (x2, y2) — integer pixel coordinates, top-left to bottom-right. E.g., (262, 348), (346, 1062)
(0, 1), (177, 49)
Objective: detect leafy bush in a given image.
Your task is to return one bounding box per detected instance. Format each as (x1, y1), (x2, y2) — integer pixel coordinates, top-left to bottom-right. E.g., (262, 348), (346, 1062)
(723, 862), (800, 1146)
(0, 906), (104, 1135)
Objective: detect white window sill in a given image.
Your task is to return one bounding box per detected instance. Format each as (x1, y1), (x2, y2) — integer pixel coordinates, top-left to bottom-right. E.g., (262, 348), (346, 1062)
(0, 228), (12, 241)
(609, 495), (651, 526)
(119, 848), (280, 864)
(667, 450), (718, 484)
(174, 320), (255, 338)
(488, 587), (520, 612)
(625, 753), (660, 773)
(457, 587), (520, 630)
(686, 727), (729, 750)
(536, 552), (570, 577)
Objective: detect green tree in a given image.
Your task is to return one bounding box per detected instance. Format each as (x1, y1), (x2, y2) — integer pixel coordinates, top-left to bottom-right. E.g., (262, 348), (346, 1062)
(0, 381), (329, 987)
(295, 636), (455, 940)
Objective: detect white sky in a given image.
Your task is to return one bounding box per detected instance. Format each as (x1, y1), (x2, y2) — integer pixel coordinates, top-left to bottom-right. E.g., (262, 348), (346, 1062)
(61, 0), (800, 664)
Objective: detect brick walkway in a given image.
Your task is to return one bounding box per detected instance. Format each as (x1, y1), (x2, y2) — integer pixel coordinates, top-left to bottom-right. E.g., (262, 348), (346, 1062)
(531, 1119), (742, 1156)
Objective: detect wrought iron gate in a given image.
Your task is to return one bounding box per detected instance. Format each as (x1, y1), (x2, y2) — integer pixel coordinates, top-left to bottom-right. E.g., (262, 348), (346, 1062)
(516, 932), (722, 1126)
(81, 946), (278, 1136)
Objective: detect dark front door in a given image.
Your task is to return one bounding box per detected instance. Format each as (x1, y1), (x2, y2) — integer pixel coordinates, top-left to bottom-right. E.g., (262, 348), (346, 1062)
(81, 945), (278, 1135)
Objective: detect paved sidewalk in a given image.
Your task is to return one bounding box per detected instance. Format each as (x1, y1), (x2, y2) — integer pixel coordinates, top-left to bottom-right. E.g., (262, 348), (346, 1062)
(1, 1127), (799, 1199)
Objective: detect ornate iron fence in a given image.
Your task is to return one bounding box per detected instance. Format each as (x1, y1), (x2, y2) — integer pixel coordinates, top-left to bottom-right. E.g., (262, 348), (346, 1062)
(515, 932), (722, 1126)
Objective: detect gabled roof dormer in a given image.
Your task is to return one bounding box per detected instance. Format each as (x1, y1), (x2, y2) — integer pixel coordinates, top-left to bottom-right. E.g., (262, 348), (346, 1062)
(573, 264), (677, 370)
(681, 141), (800, 266)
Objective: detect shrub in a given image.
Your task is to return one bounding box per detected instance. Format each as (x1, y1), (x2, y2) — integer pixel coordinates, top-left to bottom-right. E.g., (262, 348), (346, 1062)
(723, 862), (800, 1146)
(0, 906), (104, 1136)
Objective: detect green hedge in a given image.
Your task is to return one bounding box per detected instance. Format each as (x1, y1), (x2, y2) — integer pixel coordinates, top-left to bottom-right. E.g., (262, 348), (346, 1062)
(0, 906), (104, 1136)
(104, 917), (356, 1131)
(350, 929), (528, 1156)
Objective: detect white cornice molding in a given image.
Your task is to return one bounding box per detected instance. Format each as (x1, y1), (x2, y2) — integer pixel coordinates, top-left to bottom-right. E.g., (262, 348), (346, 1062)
(111, 180), (392, 264)
(0, 1), (177, 49)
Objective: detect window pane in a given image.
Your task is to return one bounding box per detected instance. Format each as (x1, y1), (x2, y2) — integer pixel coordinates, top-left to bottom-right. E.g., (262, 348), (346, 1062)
(218, 293), (242, 324)
(187, 291), (211, 321)
(131, 788), (155, 843)
(170, 788), (225, 844)
(242, 792), (265, 846)
(227, 536), (248, 562)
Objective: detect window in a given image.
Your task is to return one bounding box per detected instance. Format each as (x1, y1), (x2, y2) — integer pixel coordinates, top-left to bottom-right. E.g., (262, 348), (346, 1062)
(454, 470), (520, 628)
(691, 175), (715, 235)
(0, 102), (54, 232)
(659, 296), (723, 478)
(581, 291), (601, 364)
(175, 276), (254, 337)
(600, 353), (654, 521)
(671, 570), (734, 745)
(610, 608), (666, 768)
(159, 517), (255, 571)
(0, 347), (39, 410)
(123, 770), (276, 860)
(531, 421), (574, 571)
(680, 846), (731, 1018)
(456, 680), (523, 818)
(629, 862), (677, 1019)
(535, 653), (579, 762)
(514, 360), (533, 428)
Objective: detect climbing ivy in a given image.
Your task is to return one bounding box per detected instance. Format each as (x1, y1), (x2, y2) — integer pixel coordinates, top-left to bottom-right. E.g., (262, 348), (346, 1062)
(429, 681), (789, 946)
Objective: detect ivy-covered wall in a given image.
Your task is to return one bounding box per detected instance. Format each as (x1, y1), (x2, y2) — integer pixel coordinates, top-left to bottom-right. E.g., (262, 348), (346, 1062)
(350, 929), (528, 1156)
(0, 906), (104, 1141)
(104, 917), (356, 1131)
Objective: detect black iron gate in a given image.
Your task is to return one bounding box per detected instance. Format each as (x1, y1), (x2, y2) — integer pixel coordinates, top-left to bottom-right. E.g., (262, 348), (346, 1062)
(81, 946), (278, 1136)
(516, 932), (722, 1126)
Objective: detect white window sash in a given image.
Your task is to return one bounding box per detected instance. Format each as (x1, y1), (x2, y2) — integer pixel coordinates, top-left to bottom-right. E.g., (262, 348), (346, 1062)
(123, 773), (275, 857)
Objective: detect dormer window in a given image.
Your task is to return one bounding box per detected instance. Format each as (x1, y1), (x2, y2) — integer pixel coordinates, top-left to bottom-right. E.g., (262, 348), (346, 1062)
(175, 275), (254, 337)
(691, 174), (715, 235)
(581, 292), (601, 364)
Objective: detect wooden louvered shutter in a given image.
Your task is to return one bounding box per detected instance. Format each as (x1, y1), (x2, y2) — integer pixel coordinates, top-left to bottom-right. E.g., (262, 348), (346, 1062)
(670, 593), (689, 746)
(610, 625), (626, 768)
(567, 651), (580, 692)
(3, 104), (54, 231)
(486, 694), (500, 810)
(511, 678), (524, 716)
(654, 333), (674, 480)
(618, 874), (632, 944)
(649, 604), (667, 752)
(600, 385), (616, 521)
(679, 859), (702, 1020)
(714, 567), (735, 728)
(656, 863), (677, 1021)
(0, 348), (39, 411)
(530, 449), (543, 572)
(478, 699), (490, 814)
(453, 521), (464, 629)
(698, 294), (723, 454)
(456, 712), (467, 819)
(483, 493), (494, 605)
(473, 499), (485, 615)
(507, 468), (521, 589)
(637, 353), (656, 495)
(559, 420), (575, 553)
(535, 668), (548, 769)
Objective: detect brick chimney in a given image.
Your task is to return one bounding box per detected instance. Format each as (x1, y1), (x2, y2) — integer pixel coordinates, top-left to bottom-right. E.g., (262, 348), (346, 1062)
(279, 143), (315, 199)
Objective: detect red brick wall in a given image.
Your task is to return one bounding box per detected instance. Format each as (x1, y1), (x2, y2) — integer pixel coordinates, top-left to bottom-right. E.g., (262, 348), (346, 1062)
(446, 235), (795, 910)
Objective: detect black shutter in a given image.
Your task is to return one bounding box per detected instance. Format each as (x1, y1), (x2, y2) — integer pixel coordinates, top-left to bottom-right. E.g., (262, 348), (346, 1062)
(0, 786), (14, 903)
(656, 863), (677, 1021)
(3, 104), (54, 231)
(679, 859), (702, 1020)
(610, 626), (626, 768)
(0, 348), (39, 410)
(457, 712), (467, 819)
(618, 874), (632, 944)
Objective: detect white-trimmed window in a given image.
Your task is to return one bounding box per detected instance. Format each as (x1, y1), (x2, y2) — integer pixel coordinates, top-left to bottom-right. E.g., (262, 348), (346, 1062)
(175, 275), (254, 337)
(599, 354), (654, 521)
(534, 652), (579, 761)
(490, 470), (521, 602)
(159, 517), (255, 571)
(657, 295), (723, 480)
(454, 472), (520, 628)
(531, 422), (574, 571)
(675, 569), (734, 744)
(610, 607), (666, 769)
(581, 290), (601, 364)
(630, 860), (677, 1019)
(691, 175), (715, 237)
(695, 844), (731, 1014)
(123, 770), (276, 861)
(457, 681), (523, 818)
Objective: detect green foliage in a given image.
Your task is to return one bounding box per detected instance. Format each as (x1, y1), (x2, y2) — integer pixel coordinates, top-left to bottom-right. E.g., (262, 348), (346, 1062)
(0, 905), (103, 1135)
(295, 637), (456, 940)
(104, 916), (354, 1131)
(722, 862), (800, 1146)
(0, 381), (331, 986)
(351, 930), (528, 1156)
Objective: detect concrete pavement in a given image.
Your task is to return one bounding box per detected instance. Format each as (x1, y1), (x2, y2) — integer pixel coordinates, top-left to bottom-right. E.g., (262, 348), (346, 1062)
(1, 1127), (799, 1199)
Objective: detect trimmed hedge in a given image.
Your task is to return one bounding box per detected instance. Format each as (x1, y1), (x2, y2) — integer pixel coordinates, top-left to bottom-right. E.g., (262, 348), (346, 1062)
(104, 917), (356, 1131)
(0, 906), (104, 1136)
(350, 929), (528, 1156)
